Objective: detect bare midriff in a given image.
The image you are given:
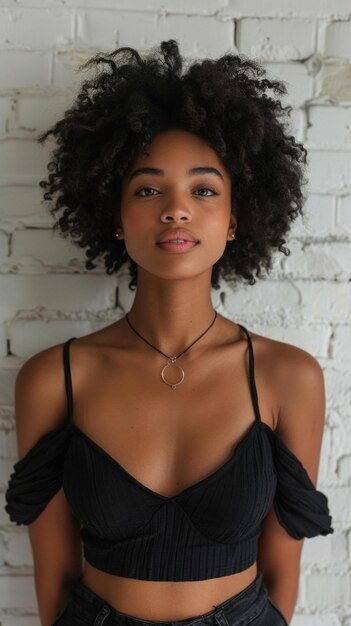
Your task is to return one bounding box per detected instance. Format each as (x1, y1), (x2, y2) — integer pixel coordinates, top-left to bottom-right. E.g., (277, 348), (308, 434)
(80, 561), (258, 621)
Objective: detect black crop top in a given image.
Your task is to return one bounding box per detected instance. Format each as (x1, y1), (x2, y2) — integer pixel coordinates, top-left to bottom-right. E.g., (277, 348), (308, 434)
(5, 325), (333, 581)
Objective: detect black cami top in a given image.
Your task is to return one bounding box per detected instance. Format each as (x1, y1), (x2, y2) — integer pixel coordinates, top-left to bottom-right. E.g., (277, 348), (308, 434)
(5, 325), (334, 581)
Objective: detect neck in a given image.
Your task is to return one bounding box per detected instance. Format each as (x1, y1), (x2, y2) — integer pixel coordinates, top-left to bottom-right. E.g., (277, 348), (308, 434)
(124, 272), (218, 357)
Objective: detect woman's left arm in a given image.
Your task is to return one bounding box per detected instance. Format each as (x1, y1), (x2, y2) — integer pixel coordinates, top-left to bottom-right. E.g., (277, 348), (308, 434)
(257, 345), (327, 624)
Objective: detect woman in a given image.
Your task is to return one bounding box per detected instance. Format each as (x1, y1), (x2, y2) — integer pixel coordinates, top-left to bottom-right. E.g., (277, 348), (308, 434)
(5, 40), (333, 626)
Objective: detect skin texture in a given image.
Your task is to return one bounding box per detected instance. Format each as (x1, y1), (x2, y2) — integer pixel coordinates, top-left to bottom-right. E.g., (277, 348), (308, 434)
(14, 129), (326, 625)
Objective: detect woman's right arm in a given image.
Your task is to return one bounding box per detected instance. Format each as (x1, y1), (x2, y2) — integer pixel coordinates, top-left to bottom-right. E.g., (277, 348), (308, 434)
(14, 345), (83, 626)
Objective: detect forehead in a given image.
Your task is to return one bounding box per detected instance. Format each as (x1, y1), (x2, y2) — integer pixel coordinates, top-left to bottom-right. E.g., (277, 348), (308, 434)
(123, 128), (227, 178)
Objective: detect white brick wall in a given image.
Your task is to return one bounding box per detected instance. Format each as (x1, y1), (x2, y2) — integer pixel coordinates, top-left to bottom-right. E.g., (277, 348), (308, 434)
(0, 2), (350, 625)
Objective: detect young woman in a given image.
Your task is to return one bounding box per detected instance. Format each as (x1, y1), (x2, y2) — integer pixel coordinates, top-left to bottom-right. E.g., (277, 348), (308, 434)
(5, 40), (333, 626)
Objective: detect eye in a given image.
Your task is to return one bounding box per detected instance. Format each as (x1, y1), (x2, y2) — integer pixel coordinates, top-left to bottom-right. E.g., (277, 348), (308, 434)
(195, 187), (218, 197)
(135, 187), (159, 197)
(134, 186), (219, 198)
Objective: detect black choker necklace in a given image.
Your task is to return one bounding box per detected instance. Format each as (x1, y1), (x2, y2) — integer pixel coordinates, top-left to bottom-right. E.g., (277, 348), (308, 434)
(125, 311), (218, 390)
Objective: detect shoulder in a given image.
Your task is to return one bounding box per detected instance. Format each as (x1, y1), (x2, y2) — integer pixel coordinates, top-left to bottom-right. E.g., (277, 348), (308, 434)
(16, 319), (123, 405)
(247, 328), (325, 431)
(248, 326), (323, 385)
(14, 340), (74, 457)
(248, 328), (326, 485)
(268, 335), (324, 416)
(16, 340), (67, 402)
(16, 319), (126, 403)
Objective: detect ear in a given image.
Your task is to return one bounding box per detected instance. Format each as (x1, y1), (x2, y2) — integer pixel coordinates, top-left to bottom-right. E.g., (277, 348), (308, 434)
(114, 210), (123, 232)
(229, 214), (238, 234)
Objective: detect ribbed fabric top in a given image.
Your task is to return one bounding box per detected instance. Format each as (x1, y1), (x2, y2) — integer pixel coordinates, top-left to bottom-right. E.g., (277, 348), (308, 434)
(5, 325), (334, 581)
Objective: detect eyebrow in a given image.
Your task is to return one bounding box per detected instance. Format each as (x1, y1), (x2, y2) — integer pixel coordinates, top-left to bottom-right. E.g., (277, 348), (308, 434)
(127, 166), (224, 182)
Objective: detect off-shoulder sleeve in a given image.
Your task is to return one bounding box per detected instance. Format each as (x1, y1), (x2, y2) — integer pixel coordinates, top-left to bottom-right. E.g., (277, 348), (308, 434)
(264, 424), (334, 540)
(5, 424), (72, 526)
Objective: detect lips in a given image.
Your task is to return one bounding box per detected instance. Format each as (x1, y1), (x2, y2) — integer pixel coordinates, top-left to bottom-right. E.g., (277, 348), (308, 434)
(156, 228), (199, 244)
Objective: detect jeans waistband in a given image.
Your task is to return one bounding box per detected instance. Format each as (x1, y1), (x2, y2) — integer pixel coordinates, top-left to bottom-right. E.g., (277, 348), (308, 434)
(69, 572), (268, 626)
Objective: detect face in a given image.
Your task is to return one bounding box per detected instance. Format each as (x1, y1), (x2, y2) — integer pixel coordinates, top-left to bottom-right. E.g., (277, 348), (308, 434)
(118, 128), (236, 284)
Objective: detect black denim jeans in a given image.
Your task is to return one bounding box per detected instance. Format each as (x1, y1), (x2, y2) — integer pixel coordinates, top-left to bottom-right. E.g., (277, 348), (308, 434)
(52, 571), (289, 626)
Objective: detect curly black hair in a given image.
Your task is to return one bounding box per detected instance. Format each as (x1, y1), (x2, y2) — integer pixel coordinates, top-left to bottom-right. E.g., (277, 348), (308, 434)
(38, 39), (307, 291)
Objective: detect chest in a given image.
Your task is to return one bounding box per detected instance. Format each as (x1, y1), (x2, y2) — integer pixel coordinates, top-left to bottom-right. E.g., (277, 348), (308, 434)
(70, 340), (275, 498)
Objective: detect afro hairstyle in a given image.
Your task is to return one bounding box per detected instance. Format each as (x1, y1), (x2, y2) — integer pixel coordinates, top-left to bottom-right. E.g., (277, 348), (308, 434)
(38, 39), (307, 291)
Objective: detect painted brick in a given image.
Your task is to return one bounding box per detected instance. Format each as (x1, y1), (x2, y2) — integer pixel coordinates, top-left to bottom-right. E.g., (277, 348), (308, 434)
(0, 2), (350, 622)
(1, 0), (351, 18)
(290, 616), (340, 626)
(317, 428), (333, 486)
(323, 20), (351, 59)
(0, 429), (17, 459)
(222, 280), (301, 315)
(237, 18), (315, 61)
(0, 456), (20, 491)
(337, 455), (351, 485)
(0, 230), (8, 257)
(286, 108), (304, 141)
(0, 185), (49, 221)
(224, 279), (351, 324)
(331, 425), (351, 460)
(307, 151), (351, 193)
(0, 534), (5, 567)
(289, 194), (336, 239)
(0, 494), (11, 525)
(323, 364), (351, 414)
(7, 95), (73, 136)
(0, 140), (50, 178)
(114, 269), (138, 313)
(4, 0), (349, 19)
(305, 573), (351, 609)
(0, 575), (37, 609)
(248, 323), (331, 357)
(77, 10), (235, 57)
(281, 241), (351, 280)
(0, 367), (17, 408)
(3, 530), (33, 568)
(0, 50), (50, 91)
(10, 228), (87, 269)
(307, 105), (351, 149)
(0, 275), (116, 321)
(299, 281), (351, 322)
(327, 487), (351, 527)
(317, 63), (351, 101)
(9, 318), (119, 357)
(333, 327), (351, 363)
(0, 408), (15, 431)
(225, 0), (351, 18)
(61, 0), (229, 12)
(52, 49), (93, 90)
(336, 196), (351, 235)
(263, 62), (314, 108)
(0, 617), (39, 626)
(0, 98), (14, 135)
(0, 8), (74, 50)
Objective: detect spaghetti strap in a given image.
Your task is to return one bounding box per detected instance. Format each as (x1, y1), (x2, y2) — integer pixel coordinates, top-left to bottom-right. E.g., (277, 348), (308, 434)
(63, 337), (76, 422)
(237, 324), (262, 423)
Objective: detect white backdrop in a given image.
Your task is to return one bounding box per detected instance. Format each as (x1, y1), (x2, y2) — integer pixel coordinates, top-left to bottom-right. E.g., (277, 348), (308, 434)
(0, 1), (350, 624)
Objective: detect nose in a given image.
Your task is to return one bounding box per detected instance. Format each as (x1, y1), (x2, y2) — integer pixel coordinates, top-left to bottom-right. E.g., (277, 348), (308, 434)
(160, 192), (192, 223)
